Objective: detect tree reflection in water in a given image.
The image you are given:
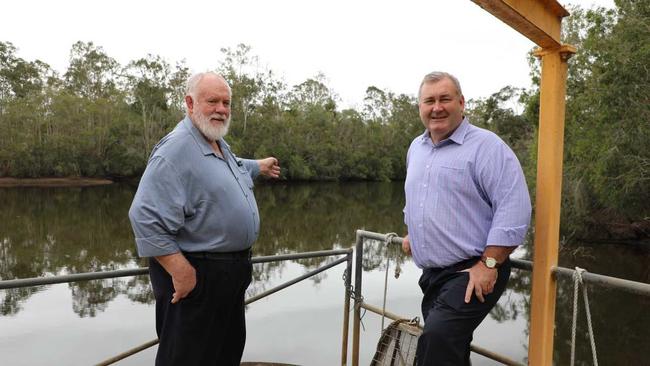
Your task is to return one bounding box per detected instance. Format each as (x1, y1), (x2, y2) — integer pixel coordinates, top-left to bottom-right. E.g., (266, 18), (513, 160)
(0, 182), (648, 364)
(0, 182), (408, 316)
(1, 185), (141, 316)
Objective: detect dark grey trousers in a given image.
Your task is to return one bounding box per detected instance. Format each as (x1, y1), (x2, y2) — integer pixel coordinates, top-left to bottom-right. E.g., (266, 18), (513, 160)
(416, 258), (511, 366)
(149, 254), (252, 366)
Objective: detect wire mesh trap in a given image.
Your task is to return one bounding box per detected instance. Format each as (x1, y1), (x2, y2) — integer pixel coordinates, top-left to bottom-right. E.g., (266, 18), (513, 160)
(370, 319), (422, 366)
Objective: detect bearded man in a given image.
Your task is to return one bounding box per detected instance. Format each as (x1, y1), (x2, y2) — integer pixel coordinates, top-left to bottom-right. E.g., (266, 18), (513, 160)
(129, 72), (280, 366)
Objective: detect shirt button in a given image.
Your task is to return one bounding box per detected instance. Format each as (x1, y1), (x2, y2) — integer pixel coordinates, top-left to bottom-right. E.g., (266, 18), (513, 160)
(426, 165), (430, 168)
(418, 224), (423, 228)
(423, 184), (427, 187)
(419, 203), (423, 207)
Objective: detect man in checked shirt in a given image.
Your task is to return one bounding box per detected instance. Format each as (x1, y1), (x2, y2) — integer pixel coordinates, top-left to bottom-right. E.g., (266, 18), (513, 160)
(402, 71), (531, 365)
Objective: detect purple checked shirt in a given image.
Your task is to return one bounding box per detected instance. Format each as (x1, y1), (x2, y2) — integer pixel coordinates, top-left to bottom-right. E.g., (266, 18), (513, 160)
(404, 118), (531, 269)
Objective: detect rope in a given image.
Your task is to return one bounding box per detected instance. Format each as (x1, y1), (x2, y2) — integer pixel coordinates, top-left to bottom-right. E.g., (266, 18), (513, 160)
(343, 268), (365, 302)
(570, 267), (599, 366)
(381, 233), (398, 331)
(342, 267), (367, 331)
(570, 268), (579, 366)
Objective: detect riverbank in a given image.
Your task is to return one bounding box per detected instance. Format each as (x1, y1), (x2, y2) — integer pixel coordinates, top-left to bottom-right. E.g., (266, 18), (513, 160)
(0, 177), (113, 187)
(581, 210), (650, 241)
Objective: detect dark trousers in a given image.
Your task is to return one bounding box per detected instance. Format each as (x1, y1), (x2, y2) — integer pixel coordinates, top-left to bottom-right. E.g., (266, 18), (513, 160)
(148, 253), (252, 366)
(416, 258), (511, 366)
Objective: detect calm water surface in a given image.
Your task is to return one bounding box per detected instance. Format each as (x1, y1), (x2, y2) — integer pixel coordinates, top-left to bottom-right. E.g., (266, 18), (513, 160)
(0, 182), (648, 365)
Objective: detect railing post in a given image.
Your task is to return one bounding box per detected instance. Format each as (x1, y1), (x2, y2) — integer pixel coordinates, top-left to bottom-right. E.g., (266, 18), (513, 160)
(352, 231), (364, 366)
(341, 249), (353, 366)
(528, 45), (575, 366)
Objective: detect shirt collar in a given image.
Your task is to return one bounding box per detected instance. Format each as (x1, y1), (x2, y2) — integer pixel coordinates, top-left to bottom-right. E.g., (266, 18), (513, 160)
(182, 116), (230, 157)
(448, 117), (470, 145)
(418, 117), (471, 146)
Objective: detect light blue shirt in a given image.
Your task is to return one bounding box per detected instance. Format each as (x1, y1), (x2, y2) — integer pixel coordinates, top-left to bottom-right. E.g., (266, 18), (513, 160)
(404, 118), (531, 269)
(129, 117), (260, 257)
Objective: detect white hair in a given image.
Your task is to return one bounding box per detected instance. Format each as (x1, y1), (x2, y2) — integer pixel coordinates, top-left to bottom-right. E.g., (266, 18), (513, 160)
(184, 71), (232, 113)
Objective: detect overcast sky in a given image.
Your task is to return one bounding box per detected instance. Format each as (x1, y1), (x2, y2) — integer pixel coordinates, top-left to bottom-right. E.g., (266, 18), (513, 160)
(2, 0), (614, 108)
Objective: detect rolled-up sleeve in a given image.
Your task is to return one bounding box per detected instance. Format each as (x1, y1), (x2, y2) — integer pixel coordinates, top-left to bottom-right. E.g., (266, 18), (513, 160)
(479, 141), (532, 247)
(241, 158), (260, 179)
(128, 156), (187, 257)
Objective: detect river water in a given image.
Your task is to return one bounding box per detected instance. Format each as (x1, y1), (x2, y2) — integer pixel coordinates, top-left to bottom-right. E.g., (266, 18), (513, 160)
(0, 182), (648, 365)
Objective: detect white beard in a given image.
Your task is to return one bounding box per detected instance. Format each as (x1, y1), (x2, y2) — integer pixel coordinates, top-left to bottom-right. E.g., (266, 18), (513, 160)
(192, 111), (231, 141)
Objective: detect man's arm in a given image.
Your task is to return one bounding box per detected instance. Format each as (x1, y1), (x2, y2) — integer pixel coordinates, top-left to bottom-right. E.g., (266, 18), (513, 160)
(129, 156), (193, 303)
(129, 156), (187, 257)
(240, 157), (281, 179)
(155, 252), (196, 304)
(464, 245), (515, 303)
(464, 139), (531, 303)
(404, 233), (512, 303)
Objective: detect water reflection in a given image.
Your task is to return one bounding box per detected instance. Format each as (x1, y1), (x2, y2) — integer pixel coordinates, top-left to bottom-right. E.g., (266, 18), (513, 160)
(0, 182), (648, 364)
(553, 243), (650, 365)
(0, 185), (144, 316)
(0, 182), (409, 317)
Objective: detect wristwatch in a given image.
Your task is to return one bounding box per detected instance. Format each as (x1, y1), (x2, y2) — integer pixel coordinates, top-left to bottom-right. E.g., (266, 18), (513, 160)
(481, 256), (500, 269)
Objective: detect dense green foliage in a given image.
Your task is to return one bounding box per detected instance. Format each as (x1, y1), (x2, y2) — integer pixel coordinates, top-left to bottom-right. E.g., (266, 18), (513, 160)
(0, 42), (422, 181)
(0, 41), (189, 178)
(0, 1), (647, 238)
(557, 1), (650, 239)
(468, 0), (649, 239)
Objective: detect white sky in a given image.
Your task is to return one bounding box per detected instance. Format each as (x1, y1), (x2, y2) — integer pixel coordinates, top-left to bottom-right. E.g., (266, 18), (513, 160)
(2, 0), (614, 108)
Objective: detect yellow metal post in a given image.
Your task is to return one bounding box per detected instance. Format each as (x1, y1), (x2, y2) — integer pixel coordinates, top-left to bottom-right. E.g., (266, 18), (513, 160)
(470, 1), (576, 364)
(471, 0), (568, 48)
(528, 45), (575, 365)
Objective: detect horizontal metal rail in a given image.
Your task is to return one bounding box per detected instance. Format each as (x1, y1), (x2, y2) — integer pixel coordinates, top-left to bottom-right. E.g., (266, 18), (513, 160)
(510, 258), (533, 271)
(0, 268), (149, 290)
(510, 258), (650, 296)
(252, 248), (352, 263)
(353, 230), (650, 366)
(355, 230), (650, 297)
(359, 302), (525, 366)
(90, 249), (353, 366)
(552, 265), (650, 296)
(0, 249), (352, 290)
(246, 255), (350, 304)
(94, 339), (158, 366)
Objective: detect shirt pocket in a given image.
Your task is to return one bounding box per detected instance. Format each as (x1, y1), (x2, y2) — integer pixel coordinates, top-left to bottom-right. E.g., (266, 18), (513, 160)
(236, 164), (254, 190)
(438, 160), (468, 188)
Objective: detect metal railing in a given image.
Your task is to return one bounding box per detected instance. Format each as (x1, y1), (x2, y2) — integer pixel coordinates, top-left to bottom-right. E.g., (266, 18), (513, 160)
(350, 230), (650, 366)
(0, 248), (354, 366)
(3, 231), (649, 366)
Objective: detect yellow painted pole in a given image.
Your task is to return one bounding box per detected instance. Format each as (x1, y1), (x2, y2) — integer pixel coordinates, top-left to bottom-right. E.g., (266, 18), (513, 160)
(528, 44), (575, 366)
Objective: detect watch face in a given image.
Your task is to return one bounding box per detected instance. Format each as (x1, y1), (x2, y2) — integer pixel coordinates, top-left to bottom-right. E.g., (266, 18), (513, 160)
(485, 257), (497, 268)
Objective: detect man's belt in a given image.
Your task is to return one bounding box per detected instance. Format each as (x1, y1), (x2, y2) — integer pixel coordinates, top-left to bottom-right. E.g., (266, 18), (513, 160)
(183, 248), (251, 260)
